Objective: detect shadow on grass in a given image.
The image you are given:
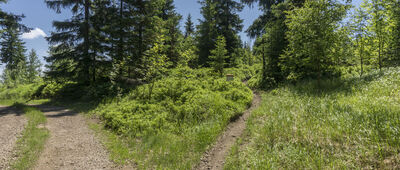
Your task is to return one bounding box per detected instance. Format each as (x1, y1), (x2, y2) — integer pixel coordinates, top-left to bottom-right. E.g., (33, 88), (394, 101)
(284, 71), (385, 97)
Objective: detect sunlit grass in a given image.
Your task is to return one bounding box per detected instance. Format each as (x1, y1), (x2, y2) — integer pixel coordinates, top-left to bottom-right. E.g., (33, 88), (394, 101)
(10, 104), (49, 170)
(225, 68), (400, 169)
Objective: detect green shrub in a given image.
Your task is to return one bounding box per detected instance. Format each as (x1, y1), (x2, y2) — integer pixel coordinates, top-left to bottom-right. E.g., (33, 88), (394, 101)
(92, 67), (253, 168)
(0, 83), (43, 104)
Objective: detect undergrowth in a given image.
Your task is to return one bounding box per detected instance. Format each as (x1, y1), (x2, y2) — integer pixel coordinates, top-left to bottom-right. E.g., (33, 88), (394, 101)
(225, 67), (400, 169)
(92, 67), (253, 169)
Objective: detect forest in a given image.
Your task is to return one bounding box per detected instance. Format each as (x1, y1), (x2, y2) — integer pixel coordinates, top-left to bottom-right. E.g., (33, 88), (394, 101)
(0, 0), (400, 169)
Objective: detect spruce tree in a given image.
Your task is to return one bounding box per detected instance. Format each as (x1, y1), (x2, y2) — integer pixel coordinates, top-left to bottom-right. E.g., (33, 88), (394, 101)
(210, 36), (228, 76)
(45, 0), (95, 84)
(160, 0), (182, 67)
(197, 0), (243, 67)
(197, 0), (218, 67)
(216, 0), (244, 61)
(184, 14), (195, 38)
(26, 49), (42, 83)
(0, 10), (29, 86)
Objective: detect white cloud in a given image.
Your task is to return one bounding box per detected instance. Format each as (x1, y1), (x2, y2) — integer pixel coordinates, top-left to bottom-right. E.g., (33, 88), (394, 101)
(21, 28), (47, 39)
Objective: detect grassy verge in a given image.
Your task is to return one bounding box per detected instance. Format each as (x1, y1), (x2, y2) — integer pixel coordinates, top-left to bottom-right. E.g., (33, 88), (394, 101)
(10, 104), (49, 170)
(88, 120), (134, 165)
(225, 68), (400, 169)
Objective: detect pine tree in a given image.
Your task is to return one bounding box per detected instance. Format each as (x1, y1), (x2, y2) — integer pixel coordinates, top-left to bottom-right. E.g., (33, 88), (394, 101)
(160, 0), (182, 67)
(210, 36), (228, 76)
(197, 0), (218, 67)
(216, 0), (244, 60)
(26, 49), (42, 83)
(45, 0), (95, 84)
(0, 10), (29, 86)
(184, 14), (195, 38)
(197, 0), (243, 67)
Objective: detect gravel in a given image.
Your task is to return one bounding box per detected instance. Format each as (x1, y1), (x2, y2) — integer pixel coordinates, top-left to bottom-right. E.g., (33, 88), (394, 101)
(32, 105), (117, 170)
(0, 106), (27, 170)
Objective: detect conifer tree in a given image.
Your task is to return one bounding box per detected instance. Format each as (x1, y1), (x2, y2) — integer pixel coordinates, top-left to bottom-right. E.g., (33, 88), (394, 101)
(160, 0), (182, 67)
(184, 14), (195, 38)
(45, 0), (95, 84)
(197, 0), (243, 66)
(26, 49), (42, 83)
(210, 36), (228, 76)
(0, 9), (29, 86)
(197, 0), (218, 67)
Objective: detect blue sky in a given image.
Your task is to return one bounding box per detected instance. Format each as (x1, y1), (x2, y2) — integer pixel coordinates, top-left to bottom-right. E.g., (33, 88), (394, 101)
(0, 0), (362, 74)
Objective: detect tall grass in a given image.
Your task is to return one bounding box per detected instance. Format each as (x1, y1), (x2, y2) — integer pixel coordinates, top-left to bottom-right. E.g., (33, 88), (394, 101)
(225, 68), (400, 169)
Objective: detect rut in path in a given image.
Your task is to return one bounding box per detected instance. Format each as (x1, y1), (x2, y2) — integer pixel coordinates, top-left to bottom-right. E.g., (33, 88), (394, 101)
(31, 105), (118, 170)
(196, 91), (261, 170)
(0, 106), (27, 170)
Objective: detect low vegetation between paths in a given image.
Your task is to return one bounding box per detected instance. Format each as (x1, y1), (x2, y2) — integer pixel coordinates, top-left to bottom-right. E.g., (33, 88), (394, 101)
(10, 104), (49, 170)
(225, 68), (400, 169)
(91, 67), (253, 169)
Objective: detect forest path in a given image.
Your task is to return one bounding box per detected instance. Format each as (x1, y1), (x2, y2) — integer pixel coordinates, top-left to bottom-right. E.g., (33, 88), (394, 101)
(0, 106), (27, 170)
(196, 89), (261, 170)
(31, 105), (118, 170)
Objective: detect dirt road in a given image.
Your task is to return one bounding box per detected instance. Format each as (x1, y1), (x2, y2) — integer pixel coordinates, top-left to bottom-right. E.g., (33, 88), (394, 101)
(0, 106), (27, 170)
(32, 105), (116, 170)
(196, 91), (261, 170)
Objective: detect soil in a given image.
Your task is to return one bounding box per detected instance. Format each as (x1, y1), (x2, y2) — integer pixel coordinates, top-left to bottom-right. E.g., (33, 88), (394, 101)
(31, 105), (118, 170)
(196, 91), (261, 170)
(0, 106), (27, 170)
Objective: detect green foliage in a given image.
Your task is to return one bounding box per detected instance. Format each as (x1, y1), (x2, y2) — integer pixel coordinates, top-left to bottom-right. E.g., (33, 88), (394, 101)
(184, 14), (195, 38)
(225, 67), (400, 169)
(92, 67), (253, 168)
(282, 0), (350, 81)
(197, 0), (243, 66)
(210, 36), (228, 76)
(178, 36), (198, 68)
(26, 49), (42, 83)
(0, 83), (43, 104)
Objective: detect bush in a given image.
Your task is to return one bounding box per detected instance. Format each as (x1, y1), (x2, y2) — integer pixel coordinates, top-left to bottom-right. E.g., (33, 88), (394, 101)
(95, 68), (252, 137)
(0, 83), (43, 104)
(92, 67), (253, 168)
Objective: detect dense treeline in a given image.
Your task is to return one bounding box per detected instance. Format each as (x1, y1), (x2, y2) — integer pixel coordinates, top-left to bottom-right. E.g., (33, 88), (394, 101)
(1, 0), (400, 90)
(0, 0), (41, 87)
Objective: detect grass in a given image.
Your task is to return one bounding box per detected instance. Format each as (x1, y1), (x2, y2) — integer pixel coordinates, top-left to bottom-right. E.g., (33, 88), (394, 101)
(88, 120), (134, 165)
(9, 104), (49, 170)
(224, 68), (400, 169)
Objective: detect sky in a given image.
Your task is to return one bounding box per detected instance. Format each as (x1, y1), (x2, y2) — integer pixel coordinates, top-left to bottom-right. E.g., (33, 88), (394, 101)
(0, 0), (362, 74)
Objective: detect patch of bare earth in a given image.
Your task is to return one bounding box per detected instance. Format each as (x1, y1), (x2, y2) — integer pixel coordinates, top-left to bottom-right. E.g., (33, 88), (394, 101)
(0, 106), (27, 170)
(31, 105), (119, 170)
(196, 91), (261, 170)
